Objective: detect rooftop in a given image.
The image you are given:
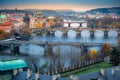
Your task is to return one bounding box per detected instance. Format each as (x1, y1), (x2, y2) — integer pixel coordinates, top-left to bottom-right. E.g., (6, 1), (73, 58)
(0, 14), (7, 19)
(0, 59), (27, 71)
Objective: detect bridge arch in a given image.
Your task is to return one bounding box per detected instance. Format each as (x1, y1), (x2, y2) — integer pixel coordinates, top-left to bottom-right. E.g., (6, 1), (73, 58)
(108, 30), (118, 38)
(54, 30), (63, 37)
(94, 30), (104, 38)
(81, 30), (90, 38)
(19, 44), (45, 55)
(67, 30), (76, 38)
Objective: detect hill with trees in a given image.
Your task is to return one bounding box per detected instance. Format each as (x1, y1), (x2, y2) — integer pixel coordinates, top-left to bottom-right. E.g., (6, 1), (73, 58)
(86, 7), (120, 15)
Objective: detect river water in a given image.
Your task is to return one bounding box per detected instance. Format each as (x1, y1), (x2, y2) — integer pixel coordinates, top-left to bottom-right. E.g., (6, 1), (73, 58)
(2, 29), (118, 72)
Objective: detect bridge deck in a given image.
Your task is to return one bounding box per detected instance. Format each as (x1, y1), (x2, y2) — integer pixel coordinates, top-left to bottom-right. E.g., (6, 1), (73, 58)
(0, 41), (117, 47)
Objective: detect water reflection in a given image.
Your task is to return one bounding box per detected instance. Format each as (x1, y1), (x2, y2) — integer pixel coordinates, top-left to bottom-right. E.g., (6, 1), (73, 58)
(20, 44), (44, 55)
(31, 36), (117, 44)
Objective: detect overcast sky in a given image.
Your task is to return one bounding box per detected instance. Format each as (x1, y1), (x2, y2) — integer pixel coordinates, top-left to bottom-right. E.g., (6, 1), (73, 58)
(0, 0), (120, 11)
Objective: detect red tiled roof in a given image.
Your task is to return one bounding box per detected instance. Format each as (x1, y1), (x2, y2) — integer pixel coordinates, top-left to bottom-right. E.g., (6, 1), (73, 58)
(0, 22), (12, 26)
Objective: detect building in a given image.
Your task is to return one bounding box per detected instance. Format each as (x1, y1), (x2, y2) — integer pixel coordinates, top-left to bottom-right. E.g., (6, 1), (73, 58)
(0, 14), (13, 32)
(23, 13), (30, 28)
(30, 12), (56, 29)
(0, 58), (27, 80)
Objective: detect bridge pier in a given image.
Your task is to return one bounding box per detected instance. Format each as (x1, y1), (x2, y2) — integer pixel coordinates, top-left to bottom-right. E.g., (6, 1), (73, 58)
(80, 44), (88, 56)
(90, 31), (94, 41)
(10, 42), (19, 54)
(79, 23), (82, 27)
(104, 31), (108, 38)
(118, 31), (120, 37)
(14, 46), (20, 54)
(68, 23), (71, 27)
(44, 43), (53, 56)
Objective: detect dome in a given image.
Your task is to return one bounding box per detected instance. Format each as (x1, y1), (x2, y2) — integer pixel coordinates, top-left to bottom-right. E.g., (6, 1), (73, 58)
(0, 59), (27, 71)
(0, 14), (7, 19)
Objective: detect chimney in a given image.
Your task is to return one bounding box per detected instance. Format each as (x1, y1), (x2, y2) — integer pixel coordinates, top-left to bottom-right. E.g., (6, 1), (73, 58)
(27, 69), (31, 79)
(111, 68), (114, 75)
(19, 68), (23, 72)
(35, 73), (39, 80)
(57, 74), (61, 77)
(100, 69), (104, 76)
(70, 75), (74, 79)
(52, 75), (57, 80)
(73, 76), (78, 80)
(52, 74), (61, 80)
(13, 69), (18, 76)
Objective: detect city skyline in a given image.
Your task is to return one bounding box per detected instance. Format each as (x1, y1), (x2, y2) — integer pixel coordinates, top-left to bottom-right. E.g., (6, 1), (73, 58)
(0, 0), (120, 11)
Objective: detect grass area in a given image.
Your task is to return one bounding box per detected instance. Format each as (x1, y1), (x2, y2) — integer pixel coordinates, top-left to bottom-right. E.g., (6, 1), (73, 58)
(61, 61), (113, 77)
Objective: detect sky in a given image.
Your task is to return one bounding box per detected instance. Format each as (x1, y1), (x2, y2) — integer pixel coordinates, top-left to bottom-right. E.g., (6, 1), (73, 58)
(0, 0), (120, 11)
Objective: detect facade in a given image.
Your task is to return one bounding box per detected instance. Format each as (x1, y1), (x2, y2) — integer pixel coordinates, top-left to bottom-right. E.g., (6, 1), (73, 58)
(29, 12), (56, 29)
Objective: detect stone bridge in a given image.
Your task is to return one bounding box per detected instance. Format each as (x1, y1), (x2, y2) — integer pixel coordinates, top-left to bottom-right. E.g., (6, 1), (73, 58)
(0, 40), (117, 54)
(0, 40), (116, 48)
(31, 27), (120, 37)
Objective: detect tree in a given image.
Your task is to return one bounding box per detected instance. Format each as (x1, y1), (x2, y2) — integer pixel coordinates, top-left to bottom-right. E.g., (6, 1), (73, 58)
(26, 55), (39, 73)
(0, 30), (12, 40)
(89, 49), (97, 59)
(0, 30), (4, 34)
(110, 47), (120, 66)
(0, 35), (4, 40)
(117, 37), (120, 52)
(35, 21), (42, 28)
(101, 44), (111, 57)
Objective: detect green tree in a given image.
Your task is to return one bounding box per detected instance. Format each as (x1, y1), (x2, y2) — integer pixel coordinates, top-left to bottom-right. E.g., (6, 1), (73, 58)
(110, 47), (119, 66)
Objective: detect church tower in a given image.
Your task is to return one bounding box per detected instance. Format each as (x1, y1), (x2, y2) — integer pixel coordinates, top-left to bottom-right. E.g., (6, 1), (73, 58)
(23, 13), (30, 28)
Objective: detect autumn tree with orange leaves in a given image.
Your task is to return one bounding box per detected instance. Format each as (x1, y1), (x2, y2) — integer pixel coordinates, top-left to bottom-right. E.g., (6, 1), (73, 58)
(101, 44), (111, 57)
(89, 49), (97, 59)
(0, 30), (12, 40)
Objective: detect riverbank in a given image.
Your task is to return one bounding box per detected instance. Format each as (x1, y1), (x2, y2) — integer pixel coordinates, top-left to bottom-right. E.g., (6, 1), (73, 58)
(61, 61), (113, 77)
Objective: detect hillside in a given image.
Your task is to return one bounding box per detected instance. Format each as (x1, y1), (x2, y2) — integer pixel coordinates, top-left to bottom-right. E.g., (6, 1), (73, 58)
(86, 7), (120, 14)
